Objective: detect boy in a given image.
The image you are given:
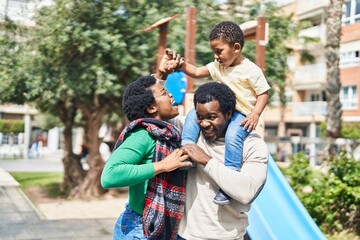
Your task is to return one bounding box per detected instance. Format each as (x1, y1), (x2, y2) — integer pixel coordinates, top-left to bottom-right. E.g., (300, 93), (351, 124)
(167, 21), (270, 205)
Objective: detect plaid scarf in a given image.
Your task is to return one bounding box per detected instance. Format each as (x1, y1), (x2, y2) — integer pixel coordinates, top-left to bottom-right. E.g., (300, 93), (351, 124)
(114, 118), (186, 240)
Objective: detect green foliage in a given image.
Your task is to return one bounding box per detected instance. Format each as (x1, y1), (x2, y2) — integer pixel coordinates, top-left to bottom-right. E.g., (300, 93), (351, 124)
(34, 114), (63, 130)
(282, 152), (360, 236)
(283, 152), (313, 191)
(243, 2), (300, 105)
(0, 119), (24, 133)
(0, 18), (31, 104)
(341, 123), (360, 139)
(320, 122), (360, 139)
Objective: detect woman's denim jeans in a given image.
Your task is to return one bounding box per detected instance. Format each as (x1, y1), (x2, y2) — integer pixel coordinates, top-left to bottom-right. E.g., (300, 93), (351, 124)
(114, 203), (187, 240)
(114, 203), (147, 240)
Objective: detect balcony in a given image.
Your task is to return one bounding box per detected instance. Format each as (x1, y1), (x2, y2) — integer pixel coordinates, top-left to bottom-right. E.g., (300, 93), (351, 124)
(299, 24), (326, 45)
(291, 101), (327, 117)
(293, 62), (326, 90)
(296, 0), (329, 19)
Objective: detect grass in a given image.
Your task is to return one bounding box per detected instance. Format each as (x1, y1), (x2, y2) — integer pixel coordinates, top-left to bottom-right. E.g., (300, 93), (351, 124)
(10, 172), (65, 198)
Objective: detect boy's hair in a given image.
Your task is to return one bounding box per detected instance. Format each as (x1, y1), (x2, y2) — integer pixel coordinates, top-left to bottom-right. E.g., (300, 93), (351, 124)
(194, 82), (236, 116)
(208, 21), (244, 49)
(122, 75), (157, 121)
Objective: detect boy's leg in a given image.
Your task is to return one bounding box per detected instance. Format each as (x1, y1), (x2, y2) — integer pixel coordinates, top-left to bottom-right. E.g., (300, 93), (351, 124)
(180, 108), (198, 169)
(181, 108), (200, 145)
(214, 111), (250, 205)
(224, 111), (250, 169)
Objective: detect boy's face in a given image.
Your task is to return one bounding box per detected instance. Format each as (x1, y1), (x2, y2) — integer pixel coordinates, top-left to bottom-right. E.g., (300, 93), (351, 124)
(195, 100), (231, 142)
(210, 38), (242, 67)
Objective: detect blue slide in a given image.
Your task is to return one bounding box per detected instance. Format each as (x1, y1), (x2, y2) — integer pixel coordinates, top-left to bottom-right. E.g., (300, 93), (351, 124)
(247, 156), (327, 240)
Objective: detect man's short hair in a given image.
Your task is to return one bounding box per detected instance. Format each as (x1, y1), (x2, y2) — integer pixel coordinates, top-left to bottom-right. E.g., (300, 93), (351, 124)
(122, 75), (156, 121)
(208, 21), (244, 49)
(194, 82), (236, 116)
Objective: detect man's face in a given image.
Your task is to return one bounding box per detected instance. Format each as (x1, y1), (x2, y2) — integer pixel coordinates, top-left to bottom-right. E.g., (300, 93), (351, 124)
(195, 100), (231, 142)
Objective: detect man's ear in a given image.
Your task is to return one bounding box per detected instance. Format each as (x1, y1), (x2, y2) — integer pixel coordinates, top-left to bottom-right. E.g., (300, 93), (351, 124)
(226, 111), (232, 121)
(146, 104), (158, 115)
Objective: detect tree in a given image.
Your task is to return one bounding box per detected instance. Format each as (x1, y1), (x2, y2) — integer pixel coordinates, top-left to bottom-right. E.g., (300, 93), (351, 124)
(242, 2), (301, 137)
(0, 17), (30, 104)
(325, 0), (344, 139)
(1, 0), (223, 199)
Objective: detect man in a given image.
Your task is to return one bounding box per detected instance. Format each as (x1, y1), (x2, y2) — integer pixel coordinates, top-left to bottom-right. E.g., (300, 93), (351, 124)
(174, 82), (269, 240)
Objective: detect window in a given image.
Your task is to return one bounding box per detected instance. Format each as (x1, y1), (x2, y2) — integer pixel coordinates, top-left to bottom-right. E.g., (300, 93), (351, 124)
(1, 133), (10, 144)
(343, 0), (360, 24)
(311, 93), (320, 101)
(340, 85), (358, 109)
(340, 50), (360, 67)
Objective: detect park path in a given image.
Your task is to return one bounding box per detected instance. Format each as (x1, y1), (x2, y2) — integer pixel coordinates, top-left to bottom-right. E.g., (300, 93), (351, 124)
(0, 153), (125, 240)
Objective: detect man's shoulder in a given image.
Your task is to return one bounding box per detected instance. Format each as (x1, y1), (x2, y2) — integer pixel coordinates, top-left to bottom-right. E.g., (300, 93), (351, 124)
(245, 133), (266, 145)
(244, 133), (268, 153)
(168, 115), (185, 131)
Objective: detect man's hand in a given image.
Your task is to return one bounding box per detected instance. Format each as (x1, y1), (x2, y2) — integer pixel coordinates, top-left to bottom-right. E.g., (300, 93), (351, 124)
(240, 111), (259, 132)
(182, 144), (211, 166)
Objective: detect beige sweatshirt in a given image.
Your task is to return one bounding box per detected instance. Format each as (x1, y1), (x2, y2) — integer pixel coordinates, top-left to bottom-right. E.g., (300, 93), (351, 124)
(172, 117), (269, 240)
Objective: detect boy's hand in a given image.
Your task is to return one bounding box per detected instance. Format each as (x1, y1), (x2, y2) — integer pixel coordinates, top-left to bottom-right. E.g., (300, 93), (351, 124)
(240, 111), (259, 132)
(159, 48), (183, 74)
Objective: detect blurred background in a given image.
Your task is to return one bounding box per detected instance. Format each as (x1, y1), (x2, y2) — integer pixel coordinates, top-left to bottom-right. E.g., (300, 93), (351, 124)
(0, 0), (359, 238)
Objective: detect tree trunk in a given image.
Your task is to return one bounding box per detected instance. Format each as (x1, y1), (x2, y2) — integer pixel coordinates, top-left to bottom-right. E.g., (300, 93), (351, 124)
(68, 107), (108, 199)
(277, 101), (286, 138)
(61, 123), (85, 194)
(58, 103), (85, 195)
(325, 0), (344, 138)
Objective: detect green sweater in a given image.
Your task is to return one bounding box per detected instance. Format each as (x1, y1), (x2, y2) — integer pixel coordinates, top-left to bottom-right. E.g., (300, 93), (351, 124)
(101, 128), (156, 215)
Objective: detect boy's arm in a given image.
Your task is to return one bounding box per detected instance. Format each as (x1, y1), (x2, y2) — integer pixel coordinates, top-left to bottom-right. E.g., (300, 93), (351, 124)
(180, 61), (210, 78)
(241, 90), (269, 131)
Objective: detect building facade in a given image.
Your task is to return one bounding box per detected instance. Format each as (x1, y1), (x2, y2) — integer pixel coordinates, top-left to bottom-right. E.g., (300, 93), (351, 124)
(264, 0), (360, 163)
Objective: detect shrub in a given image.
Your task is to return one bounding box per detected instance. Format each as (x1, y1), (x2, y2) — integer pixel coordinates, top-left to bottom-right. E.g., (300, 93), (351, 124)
(0, 119), (24, 133)
(282, 152), (360, 236)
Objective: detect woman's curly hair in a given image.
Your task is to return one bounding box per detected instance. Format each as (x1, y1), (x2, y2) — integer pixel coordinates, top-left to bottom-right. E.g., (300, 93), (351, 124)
(194, 82), (236, 116)
(122, 75), (156, 121)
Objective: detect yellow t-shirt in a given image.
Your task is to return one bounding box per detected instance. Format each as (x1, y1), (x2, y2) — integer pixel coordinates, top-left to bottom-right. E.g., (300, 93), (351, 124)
(206, 59), (270, 115)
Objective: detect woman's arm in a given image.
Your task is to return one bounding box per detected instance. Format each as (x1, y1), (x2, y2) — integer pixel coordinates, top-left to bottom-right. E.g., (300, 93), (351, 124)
(101, 129), (155, 188)
(101, 128), (190, 188)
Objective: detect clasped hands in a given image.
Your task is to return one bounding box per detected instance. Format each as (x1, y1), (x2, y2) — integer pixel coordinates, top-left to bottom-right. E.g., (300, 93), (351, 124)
(158, 144), (211, 173)
(158, 48), (184, 74)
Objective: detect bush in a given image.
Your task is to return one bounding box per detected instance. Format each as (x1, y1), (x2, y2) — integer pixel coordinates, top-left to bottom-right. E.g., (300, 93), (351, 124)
(0, 119), (24, 133)
(282, 152), (360, 236)
(282, 152), (313, 191)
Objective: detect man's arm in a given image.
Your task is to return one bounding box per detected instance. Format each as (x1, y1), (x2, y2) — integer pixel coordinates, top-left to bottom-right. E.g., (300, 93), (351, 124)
(183, 134), (269, 204)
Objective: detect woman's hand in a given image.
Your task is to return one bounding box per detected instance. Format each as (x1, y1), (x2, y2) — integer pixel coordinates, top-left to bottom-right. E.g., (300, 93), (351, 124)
(158, 48), (183, 74)
(153, 149), (191, 174)
(182, 144), (211, 166)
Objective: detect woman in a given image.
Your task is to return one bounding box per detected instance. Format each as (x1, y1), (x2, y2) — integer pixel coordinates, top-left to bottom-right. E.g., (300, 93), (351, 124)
(101, 75), (190, 240)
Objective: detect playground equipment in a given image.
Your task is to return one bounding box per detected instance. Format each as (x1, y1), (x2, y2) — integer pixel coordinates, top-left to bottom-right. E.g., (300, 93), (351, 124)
(247, 155), (327, 240)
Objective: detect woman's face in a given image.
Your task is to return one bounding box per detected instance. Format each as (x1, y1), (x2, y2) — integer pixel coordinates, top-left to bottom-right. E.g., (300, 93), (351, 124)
(150, 82), (179, 121)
